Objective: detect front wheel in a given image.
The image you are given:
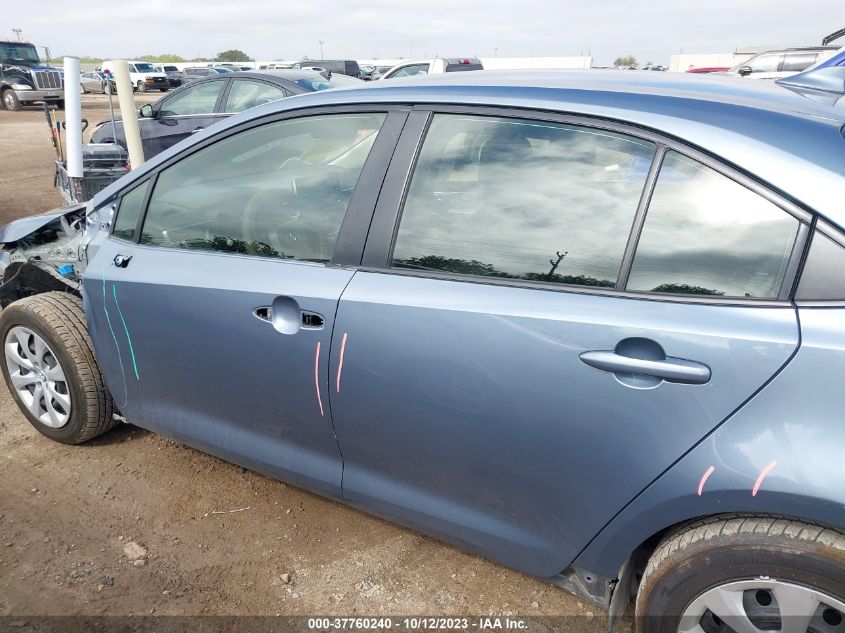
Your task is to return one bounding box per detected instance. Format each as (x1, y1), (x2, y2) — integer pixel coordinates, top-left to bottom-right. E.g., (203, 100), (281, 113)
(636, 516), (845, 633)
(136, 81), (146, 93)
(2, 89), (22, 111)
(0, 292), (116, 444)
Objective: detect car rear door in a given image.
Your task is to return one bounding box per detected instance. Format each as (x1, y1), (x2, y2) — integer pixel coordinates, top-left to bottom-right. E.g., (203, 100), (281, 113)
(83, 107), (407, 497)
(327, 109), (805, 577)
(141, 79), (228, 158)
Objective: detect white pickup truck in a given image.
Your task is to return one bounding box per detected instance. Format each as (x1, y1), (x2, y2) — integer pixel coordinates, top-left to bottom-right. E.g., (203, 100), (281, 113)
(101, 60), (169, 92)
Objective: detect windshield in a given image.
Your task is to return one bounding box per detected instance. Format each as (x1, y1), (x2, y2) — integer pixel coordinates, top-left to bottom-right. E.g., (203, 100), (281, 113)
(213, 67), (233, 73)
(295, 74), (362, 91)
(0, 42), (40, 65)
(133, 63), (159, 73)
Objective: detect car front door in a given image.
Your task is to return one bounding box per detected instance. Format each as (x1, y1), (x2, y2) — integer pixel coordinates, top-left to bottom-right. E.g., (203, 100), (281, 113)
(83, 108), (405, 496)
(328, 110), (805, 577)
(141, 79), (228, 158)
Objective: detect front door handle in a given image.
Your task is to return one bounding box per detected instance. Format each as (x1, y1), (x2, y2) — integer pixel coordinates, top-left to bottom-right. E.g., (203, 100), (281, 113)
(253, 296), (324, 335)
(579, 338), (711, 386)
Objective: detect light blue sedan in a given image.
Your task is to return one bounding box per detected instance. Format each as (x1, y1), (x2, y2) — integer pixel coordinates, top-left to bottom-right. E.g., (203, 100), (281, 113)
(2, 68), (845, 630)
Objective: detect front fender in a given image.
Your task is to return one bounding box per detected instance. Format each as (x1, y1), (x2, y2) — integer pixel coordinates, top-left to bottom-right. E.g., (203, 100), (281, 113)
(574, 306), (845, 578)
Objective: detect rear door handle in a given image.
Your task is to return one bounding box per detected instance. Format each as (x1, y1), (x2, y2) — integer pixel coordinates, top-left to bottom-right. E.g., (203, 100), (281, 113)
(579, 351), (710, 385)
(579, 338), (711, 386)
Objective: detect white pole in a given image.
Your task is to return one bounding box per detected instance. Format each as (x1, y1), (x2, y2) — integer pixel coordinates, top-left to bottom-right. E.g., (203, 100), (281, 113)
(63, 56), (83, 178)
(112, 60), (145, 169)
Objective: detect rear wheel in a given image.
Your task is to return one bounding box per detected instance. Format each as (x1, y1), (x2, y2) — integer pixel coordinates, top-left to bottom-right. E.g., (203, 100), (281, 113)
(0, 292), (116, 444)
(636, 516), (845, 633)
(2, 89), (22, 111)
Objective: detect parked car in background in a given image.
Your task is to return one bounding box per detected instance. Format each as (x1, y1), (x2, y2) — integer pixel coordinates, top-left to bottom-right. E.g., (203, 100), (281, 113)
(368, 65), (394, 81)
(379, 57), (483, 79)
(6, 67), (845, 631)
(159, 65), (183, 88)
(90, 70), (360, 158)
(292, 59), (362, 78)
(101, 60), (169, 93)
(80, 71), (114, 94)
(180, 66), (231, 84)
(724, 46), (838, 79)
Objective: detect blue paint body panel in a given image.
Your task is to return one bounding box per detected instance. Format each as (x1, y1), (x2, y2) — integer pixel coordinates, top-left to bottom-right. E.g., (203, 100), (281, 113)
(329, 272), (798, 577)
(82, 239), (352, 497)
(575, 306), (845, 577)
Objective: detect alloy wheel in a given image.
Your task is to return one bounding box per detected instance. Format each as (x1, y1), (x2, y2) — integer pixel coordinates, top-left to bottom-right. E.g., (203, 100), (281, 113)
(4, 326), (72, 428)
(680, 579), (845, 633)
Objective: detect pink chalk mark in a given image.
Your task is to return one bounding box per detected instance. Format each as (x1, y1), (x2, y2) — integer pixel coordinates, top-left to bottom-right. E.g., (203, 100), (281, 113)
(697, 465), (716, 496)
(752, 460), (778, 497)
(336, 332), (348, 393)
(314, 341), (324, 416)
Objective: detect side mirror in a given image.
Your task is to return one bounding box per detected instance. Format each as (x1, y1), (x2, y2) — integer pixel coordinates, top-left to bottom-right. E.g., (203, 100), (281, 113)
(737, 66), (753, 77)
(139, 103), (154, 118)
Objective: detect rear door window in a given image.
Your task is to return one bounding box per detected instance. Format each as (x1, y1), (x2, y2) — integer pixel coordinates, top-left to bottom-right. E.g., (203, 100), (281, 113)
(224, 79), (289, 113)
(627, 151), (799, 298)
(781, 52), (818, 72)
(391, 114), (655, 288)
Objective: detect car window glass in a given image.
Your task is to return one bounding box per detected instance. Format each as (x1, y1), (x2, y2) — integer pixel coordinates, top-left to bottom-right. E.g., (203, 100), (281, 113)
(796, 229), (845, 301)
(391, 114), (656, 288)
(112, 181), (149, 241)
(782, 53), (818, 72)
(389, 64), (429, 78)
(224, 80), (288, 113)
(627, 151), (798, 298)
(141, 113), (386, 262)
(159, 81), (224, 116)
(746, 53), (782, 73)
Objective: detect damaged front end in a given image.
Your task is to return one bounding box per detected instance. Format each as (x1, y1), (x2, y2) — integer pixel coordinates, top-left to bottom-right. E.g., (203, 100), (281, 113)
(0, 203), (93, 307)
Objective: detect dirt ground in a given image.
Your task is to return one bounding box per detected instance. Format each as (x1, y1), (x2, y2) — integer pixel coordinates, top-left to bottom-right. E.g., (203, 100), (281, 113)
(0, 96), (611, 625)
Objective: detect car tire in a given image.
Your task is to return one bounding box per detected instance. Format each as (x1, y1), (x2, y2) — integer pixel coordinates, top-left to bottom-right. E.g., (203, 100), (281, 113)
(635, 515), (845, 633)
(159, 88), (168, 92)
(136, 81), (146, 93)
(2, 89), (22, 111)
(55, 100), (65, 110)
(0, 292), (117, 445)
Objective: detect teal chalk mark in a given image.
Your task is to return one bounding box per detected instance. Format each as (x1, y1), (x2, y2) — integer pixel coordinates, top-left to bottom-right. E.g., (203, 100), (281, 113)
(102, 265), (128, 405)
(112, 284), (139, 380)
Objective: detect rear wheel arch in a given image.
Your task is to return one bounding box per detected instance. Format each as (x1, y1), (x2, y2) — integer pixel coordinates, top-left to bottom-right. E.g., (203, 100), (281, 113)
(606, 511), (845, 623)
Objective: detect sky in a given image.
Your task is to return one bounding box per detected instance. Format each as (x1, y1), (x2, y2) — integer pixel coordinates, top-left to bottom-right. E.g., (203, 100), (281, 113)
(8, 0), (844, 66)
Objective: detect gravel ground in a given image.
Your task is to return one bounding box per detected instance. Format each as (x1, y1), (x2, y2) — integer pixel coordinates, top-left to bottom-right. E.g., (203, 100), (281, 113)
(0, 95), (615, 626)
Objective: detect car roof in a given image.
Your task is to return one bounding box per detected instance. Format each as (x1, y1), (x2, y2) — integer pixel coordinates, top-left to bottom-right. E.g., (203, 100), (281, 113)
(228, 69), (328, 81)
(105, 70), (845, 230)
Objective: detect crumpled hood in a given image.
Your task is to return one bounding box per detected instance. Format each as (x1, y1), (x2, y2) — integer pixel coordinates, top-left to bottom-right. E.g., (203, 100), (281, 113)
(0, 204), (84, 244)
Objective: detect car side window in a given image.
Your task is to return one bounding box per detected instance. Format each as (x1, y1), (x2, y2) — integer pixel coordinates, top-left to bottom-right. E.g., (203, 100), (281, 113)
(746, 53), (782, 73)
(140, 113), (386, 262)
(389, 64), (429, 78)
(796, 228), (845, 301)
(627, 151), (799, 298)
(781, 53), (818, 73)
(224, 80), (289, 113)
(112, 181), (149, 241)
(159, 81), (224, 116)
(391, 114), (656, 288)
